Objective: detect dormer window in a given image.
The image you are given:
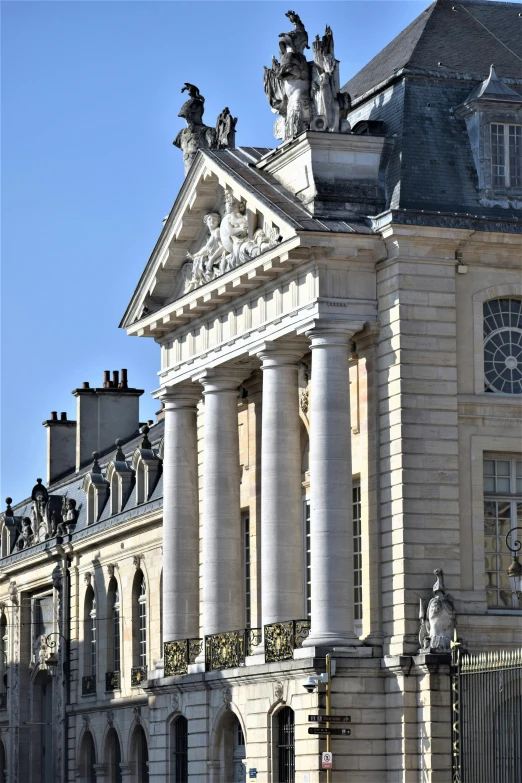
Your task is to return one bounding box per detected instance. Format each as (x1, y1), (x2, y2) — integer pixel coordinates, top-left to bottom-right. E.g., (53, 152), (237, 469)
(491, 123), (522, 188)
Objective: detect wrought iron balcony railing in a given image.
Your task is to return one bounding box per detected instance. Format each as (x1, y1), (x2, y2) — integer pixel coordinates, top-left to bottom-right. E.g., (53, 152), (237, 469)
(205, 627), (262, 672)
(164, 638), (203, 677)
(131, 666), (147, 687)
(81, 675), (96, 696)
(105, 670), (120, 691)
(0, 692), (6, 710)
(264, 619), (311, 663)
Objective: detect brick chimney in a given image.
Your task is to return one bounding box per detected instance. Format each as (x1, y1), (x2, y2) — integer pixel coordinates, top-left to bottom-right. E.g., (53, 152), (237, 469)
(42, 411), (77, 484)
(72, 370), (144, 470)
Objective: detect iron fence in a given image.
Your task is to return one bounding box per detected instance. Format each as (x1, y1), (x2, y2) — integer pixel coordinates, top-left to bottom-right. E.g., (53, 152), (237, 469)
(452, 644), (522, 783)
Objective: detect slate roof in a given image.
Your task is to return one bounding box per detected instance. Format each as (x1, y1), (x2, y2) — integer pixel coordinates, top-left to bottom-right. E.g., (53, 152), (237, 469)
(342, 0), (522, 102)
(2, 419), (165, 563)
(204, 147), (374, 234)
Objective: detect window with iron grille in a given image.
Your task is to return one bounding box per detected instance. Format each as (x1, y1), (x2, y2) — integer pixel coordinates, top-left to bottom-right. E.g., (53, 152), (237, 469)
(138, 576), (147, 668)
(277, 707), (295, 783)
(483, 299), (522, 395)
(491, 123), (522, 188)
(484, 456), (522, 609)
(172, 716), (188, 783)
(243, 513), (251, 629)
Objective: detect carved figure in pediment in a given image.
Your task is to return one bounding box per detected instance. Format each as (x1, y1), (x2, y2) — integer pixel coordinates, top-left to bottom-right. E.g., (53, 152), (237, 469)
(186, 212), (224, 289)
(238, 226), (280, 264)
(219, 193), (249, 273)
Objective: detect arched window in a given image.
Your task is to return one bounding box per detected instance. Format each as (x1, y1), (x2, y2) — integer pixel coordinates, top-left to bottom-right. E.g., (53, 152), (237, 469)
(131, 725), (149, 783)
(276, 707), (295, 783)
(84, 588), (96, 678)
(132, 571), (147, 679)
(79, 731), (96, 783)
(483, 298), (522, 394)
(213, 712), (245, 782)
(107, 578), (121, 681)
(104, 728), (122, 783)
(170, 716), (188, 783)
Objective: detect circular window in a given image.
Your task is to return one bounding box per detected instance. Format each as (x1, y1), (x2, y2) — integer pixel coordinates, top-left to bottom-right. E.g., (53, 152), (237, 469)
(483, 298), (522, 394)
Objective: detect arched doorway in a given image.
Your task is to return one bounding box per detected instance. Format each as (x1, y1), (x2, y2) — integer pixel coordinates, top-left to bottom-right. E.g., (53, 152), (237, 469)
(213, 712), (246, 782)
(104, 727), (122, 783)
(130, 724), (149, 782)
(79, 731), (96, 783)
(32, 670), (53, 783)
(275, 707), (295, 783)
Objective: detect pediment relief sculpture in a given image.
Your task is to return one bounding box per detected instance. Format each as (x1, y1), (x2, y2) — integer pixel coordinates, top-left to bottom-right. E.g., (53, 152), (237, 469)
(264, 11), (351, 141)
(176, 191), (281, 296)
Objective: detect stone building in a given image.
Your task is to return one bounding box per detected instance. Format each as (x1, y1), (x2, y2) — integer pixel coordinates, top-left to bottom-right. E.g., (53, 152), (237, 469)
(1, 1), (521, 781)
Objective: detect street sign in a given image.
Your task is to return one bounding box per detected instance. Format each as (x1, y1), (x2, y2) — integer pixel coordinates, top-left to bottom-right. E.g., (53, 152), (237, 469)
(249, 770), (257, 779)
(308, 715), (351, 723)
(308, 726), (351, 736)
(322, 751), (333, 770)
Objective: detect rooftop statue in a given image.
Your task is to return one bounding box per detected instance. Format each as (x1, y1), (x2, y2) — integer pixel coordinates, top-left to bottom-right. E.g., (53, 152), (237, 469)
(264, 11), (351, 141)
(418, 568), (457, 653)
(174, 84), (237, 174)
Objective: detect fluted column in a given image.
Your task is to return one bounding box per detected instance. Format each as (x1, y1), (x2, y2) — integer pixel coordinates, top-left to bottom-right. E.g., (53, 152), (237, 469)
(200, 368), (249, 636)
(304, 322), (363, 647)
(256, 341), (305, 628)
(160, 384), (201, 643)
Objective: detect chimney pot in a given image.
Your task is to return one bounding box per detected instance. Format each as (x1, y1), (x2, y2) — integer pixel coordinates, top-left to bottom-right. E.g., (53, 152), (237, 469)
(113, 370), (120, 388)
(51, 411), (58, 421)
(82, 382), (90, 389)
(103, 370), (111, 388)
(60, 412), (67, 421)
(120, 369), (128, 389)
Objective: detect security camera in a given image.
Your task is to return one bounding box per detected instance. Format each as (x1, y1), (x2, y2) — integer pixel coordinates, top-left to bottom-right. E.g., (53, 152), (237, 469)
(303, 676), (318, 694)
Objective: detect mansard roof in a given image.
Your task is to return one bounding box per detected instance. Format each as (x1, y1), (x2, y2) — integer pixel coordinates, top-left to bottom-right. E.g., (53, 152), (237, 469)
(342, 0), (522, 103)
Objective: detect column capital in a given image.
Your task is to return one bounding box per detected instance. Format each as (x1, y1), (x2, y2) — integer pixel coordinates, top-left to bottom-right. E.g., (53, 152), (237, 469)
(250, 338), (308, 368)
(300, 319), (366, 347)
(193, 364), (253, 393)
(155, 382), (201, 409)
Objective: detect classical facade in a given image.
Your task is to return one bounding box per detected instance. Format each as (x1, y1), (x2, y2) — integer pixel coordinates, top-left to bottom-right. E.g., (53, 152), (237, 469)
(1, 2), (521, 782)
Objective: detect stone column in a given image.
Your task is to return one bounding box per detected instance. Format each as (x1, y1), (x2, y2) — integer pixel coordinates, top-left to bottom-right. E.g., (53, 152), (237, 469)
(256, 341), (305, 627)
(160, 384), (201, 643)
(199, 368), (249, 636)
(304, 322), (362, 647)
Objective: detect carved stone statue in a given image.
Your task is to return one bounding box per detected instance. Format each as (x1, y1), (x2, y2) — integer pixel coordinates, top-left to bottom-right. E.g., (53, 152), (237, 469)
(419, 569), (456, 653)
(30, 479), (50, 543)
(17, 517), (34, 550)
(174, 84), (237, 174)
(186, 212), (224, 289)
(37, 635), (48, 667)
(264, 11), (351, 141)
(176, 192), (281, 296)
(56, 497), (78, 537)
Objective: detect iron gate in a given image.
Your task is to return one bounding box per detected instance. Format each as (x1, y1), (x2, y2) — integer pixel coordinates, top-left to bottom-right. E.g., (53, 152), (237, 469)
(452, 643), (522, 783)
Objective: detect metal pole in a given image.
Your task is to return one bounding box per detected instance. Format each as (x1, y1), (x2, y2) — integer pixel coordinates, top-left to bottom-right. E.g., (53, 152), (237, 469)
(326, 653), (331, 783)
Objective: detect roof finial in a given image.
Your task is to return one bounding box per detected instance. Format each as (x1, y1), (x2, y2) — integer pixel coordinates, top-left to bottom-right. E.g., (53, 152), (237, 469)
(92, 451), (101, 473)
(140, 425), (151, 450)
(5, 498), (13, 518)
(114, 439), (126, 462)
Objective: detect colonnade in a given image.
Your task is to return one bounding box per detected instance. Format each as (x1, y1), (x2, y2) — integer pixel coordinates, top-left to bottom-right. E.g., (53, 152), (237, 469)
(160, 321), (363, 652)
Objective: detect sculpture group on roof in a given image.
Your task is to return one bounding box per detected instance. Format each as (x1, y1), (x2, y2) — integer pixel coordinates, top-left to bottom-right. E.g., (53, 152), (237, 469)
(264, 10), (351, 141)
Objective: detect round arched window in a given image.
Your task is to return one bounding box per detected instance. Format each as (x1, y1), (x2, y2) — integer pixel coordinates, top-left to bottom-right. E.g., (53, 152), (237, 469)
(483, 298), (522, 394)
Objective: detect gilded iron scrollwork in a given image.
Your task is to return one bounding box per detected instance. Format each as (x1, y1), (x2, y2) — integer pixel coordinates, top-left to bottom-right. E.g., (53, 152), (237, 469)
(164, 638), (203, 676)
(81, 675), (96, 696)
(205, 630), (245, 672)
(130, 666), (147, 687)
(245, 628), (262, 657)
(105, 670), (120, 691)
(264, 619), (311, 663)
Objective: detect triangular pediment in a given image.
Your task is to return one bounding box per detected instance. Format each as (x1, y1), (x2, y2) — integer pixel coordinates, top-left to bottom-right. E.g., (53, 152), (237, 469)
(120, 148), (301, 332)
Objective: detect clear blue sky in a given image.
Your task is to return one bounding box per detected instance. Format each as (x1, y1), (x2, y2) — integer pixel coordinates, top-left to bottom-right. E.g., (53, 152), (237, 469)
(0, 0), (490, 501)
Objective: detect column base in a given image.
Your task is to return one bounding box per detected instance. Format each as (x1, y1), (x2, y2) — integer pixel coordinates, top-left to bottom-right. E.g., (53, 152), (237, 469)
(303, 631), (363, 647)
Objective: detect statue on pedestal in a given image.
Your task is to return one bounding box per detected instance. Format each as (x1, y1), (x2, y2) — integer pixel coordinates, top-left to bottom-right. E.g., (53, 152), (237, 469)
(264, 10), (351, 141)
(419, 568), (456, 653)
(174, 84), (237, 174)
